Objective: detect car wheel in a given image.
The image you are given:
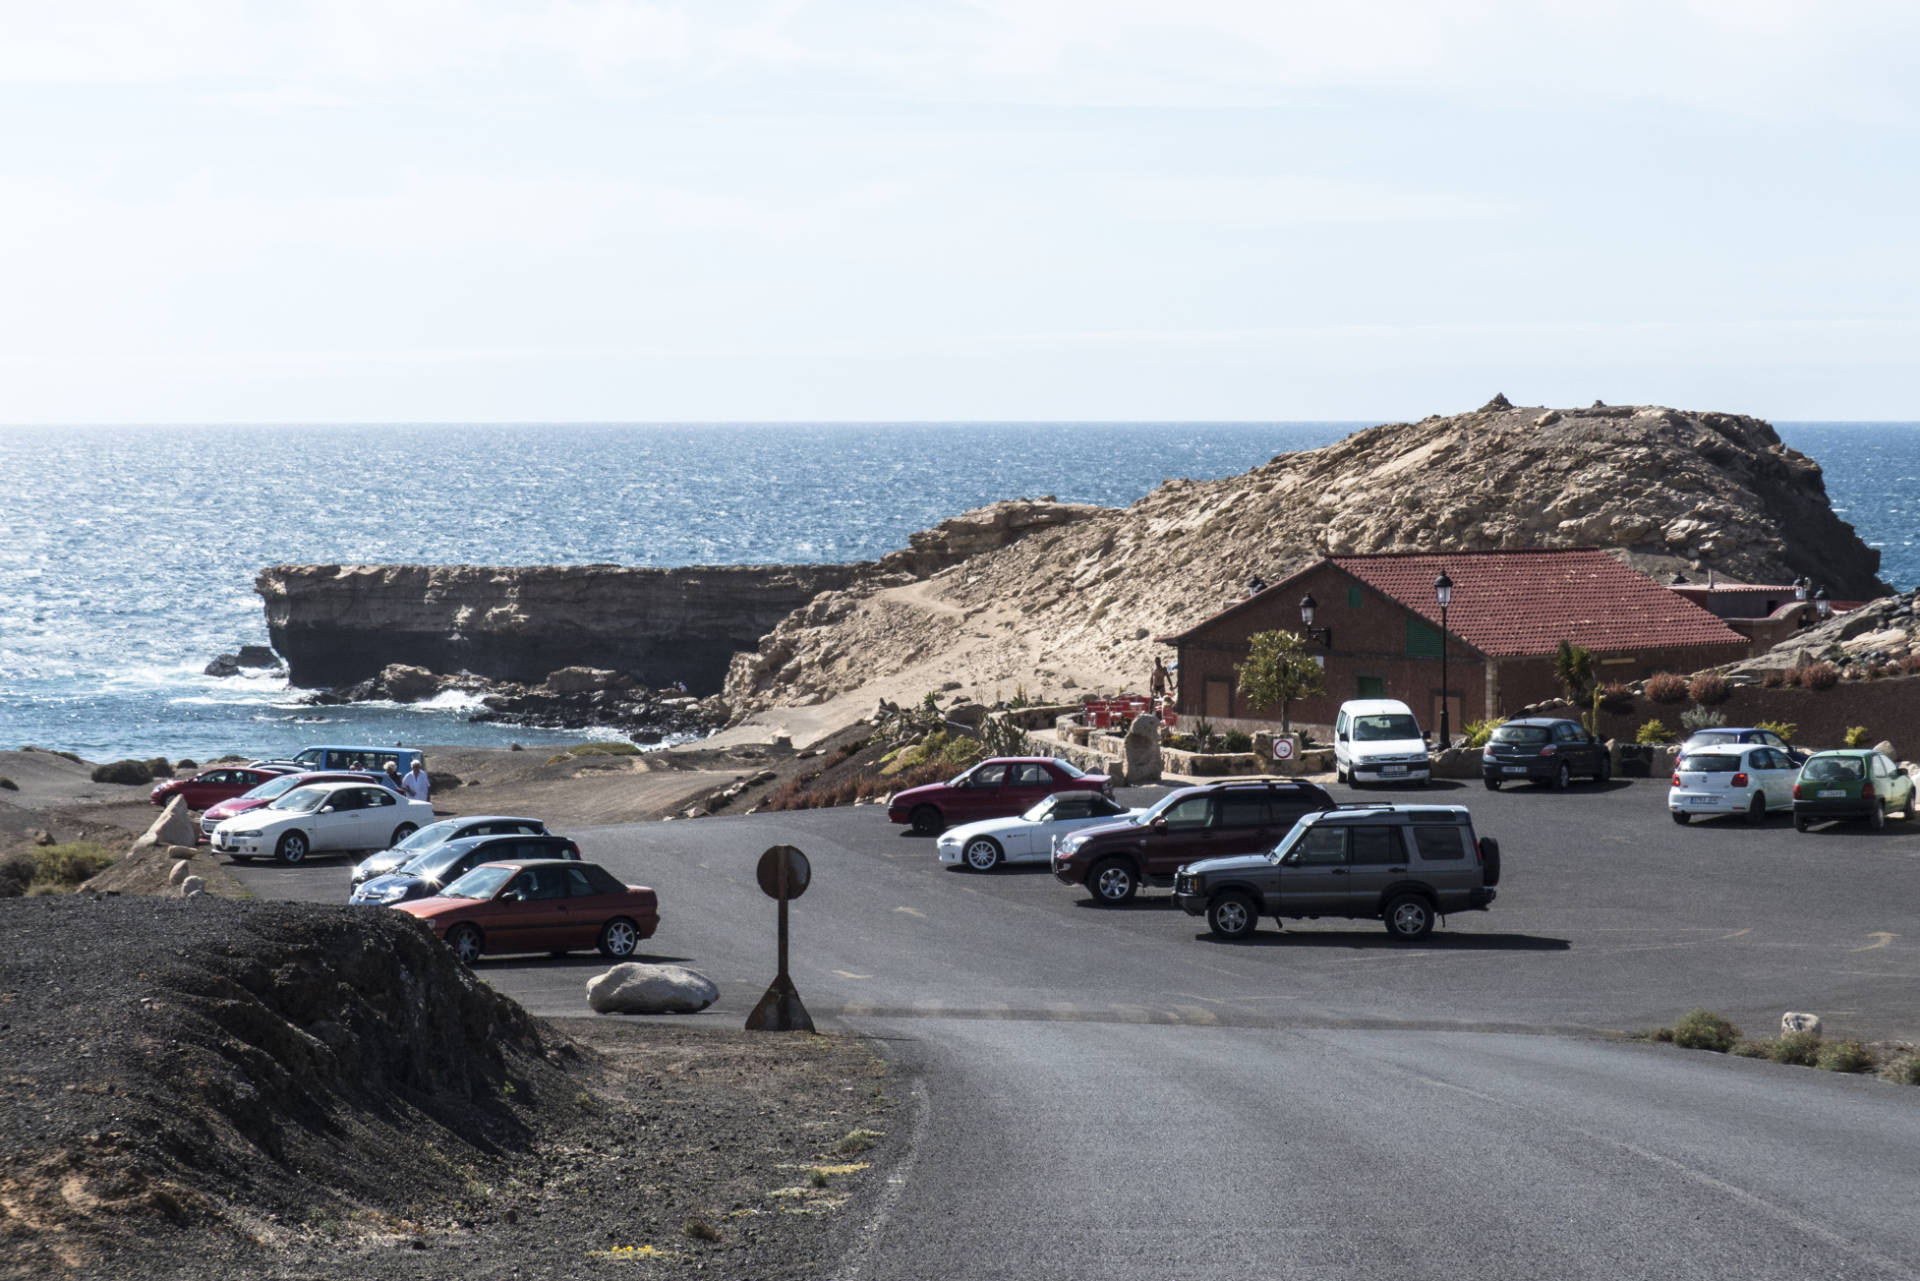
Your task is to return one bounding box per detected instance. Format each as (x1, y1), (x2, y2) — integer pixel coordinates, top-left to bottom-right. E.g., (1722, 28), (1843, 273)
(445, 923), (483, 965)
(1671, 810), (1691, 825)
(1794, 813), (1811, 832)
(276, 831), (308, 865)
(598, 917), (640, 958)
(963, 837), (1002, 872)
(1089, 858), (1137, 906)
(1745, 794), (1766, 826)
(1384, 893), (1434, 941)
(1596, 753), (1612, 784)
(1869, 801), (1885, 831)
(1552, 762), (1571, 791)
(1206, 891), (1258, 941)
(390, 822), (417, 846)
(1484, 777), (1500, 791)
(910, 805), (944, 836)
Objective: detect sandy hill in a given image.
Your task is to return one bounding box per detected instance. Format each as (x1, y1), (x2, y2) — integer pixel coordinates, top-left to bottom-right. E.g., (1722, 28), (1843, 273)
(722, 400), (1884, 723)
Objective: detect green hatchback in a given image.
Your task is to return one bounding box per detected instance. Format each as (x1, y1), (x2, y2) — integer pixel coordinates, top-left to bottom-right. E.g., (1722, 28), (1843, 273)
(1791, 750), (1916, 832)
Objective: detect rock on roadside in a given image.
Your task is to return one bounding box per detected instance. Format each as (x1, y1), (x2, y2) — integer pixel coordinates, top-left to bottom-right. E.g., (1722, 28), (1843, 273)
(587, 963), (719, 1014)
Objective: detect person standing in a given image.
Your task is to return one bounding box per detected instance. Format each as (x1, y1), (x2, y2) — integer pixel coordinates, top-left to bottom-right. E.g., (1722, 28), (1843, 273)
(401, 759), (430, 803)
(1151, 656), (1169, 703)
(382, 761), (405, 792)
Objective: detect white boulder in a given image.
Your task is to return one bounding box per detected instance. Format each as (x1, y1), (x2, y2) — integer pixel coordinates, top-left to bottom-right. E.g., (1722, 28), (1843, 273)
(168, 859), (191, 886)
(1781, 1012), (1822, 1037)
(179, 875), (206, 898)
(133, 797), (198, 852)
(1124, 713), (1163, 784)
(587, 963), (719, 1015)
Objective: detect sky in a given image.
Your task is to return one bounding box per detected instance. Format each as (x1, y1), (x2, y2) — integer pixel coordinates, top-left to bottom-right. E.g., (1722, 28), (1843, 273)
(2, 1), (1915, 423)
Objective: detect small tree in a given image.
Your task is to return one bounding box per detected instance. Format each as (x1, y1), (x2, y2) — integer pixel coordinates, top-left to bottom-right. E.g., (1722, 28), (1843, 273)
(1234, 630), (1325, 734)
(1553, 640), (1595, 706)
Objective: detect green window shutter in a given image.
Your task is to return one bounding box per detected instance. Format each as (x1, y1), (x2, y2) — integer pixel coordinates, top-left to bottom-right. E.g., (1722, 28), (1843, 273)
(1405, 618), (1444, 658)
(1357, 676), (1386, 699)
(1347, 585), (1363, 608)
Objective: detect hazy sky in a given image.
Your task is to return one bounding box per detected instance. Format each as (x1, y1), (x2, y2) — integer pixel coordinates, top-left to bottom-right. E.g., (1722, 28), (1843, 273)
(3, 2), (1915, 422)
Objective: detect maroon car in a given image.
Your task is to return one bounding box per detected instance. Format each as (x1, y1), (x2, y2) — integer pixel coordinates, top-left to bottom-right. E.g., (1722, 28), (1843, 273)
(197, 769), (382, 844)
(394, 859), (659, 964)
(150, 765), (294, 812)
(887, 756), (1112, 835)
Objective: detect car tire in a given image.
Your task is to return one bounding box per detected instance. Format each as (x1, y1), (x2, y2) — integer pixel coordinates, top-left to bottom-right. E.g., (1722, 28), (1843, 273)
(446, 923), (483, 965)
(1552, 762), (1571, 791)
(599, 917), (641, 958)
(1483, 777), (1500, 791)
(1089, 858), (1137, 906)
(1478, 836), (1500, 887)
(962, 836), (1003, 872)
(390, 822), (418, 846)
(1869, 801), (1886, 831)
(1671, 811), (1691, 825)
(910, 805), (944, 836)
(229, 855), (254, 863)
(1745, 794), (1766, 826)
(1794, 813), (1811, 832)
(1384, 893), (1434, 941)
(1596, 753), (1612, 784)
(1206, 891), (1258, 941)
(276, 831), (308, 865)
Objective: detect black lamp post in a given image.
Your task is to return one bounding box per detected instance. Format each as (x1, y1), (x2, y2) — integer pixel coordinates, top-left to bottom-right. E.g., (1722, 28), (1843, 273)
(1813, 586), (1832, 619)
(1298, 594), (1332, 647)
(1434, 570), (1454, 749)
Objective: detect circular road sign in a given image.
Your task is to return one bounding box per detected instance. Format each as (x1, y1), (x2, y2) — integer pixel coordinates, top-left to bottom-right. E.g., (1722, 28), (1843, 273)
(755, 845), (812, 901)
(1273, 737), (1296, 761)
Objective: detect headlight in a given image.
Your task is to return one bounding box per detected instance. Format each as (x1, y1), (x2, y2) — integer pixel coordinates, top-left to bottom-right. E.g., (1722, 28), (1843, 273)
(1059, 835), (1085, 854)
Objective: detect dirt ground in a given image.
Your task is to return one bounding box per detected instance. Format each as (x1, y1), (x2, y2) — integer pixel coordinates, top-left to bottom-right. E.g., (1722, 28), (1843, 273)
(0, 896), (904, 1281)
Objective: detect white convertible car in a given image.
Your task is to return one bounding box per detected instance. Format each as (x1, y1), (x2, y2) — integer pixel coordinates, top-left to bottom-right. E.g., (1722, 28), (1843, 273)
(937, 791), (1143, 871)
(211, 780), (436, 865)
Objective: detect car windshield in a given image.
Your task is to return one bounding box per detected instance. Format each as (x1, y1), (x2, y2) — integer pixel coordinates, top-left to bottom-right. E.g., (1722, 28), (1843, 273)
(294, 748), (326, 766)
(405, 839), (484, 879)
(1354, 714), (1421, 741)
(1686, 731), (1739, 745)
(1802, 757), (1864, 783)
(1137, 790), (1201, 824)
(1021, 797), (1060, 822)
(1491, 725), (1550, 744)
(266, 786), (329, 813)
(441, 865), (516, 900)
(1268, 817), (1315, 861)
(1678, 754), (1740, 773)
(1051, 757), (1087, 778)
(244, 773), (309, 801)
(394, 819), (459, 852)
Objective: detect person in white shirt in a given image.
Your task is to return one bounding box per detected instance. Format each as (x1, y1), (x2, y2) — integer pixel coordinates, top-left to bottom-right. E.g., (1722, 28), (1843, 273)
(402, 760), (430, 803)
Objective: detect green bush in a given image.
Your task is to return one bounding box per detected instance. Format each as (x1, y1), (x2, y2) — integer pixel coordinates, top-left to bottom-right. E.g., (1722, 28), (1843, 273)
(1729, 1040), (1769, 1059)
(174, 758), (199, 771)
(1221, 729), (1253, 753)
(1688, 671), (1731, 706)
(90, 759), (153, 785)
(1669, 1010), (1740, 1052)
(1635, 720), (1673, 745)
(145, 756), (173, 776)
(1643, 673), (1690, 704)
(0, 777), (16, 791)
(1883, 1056), (1920, 1086)
(1816, 1040), (1875, 1074)
(1767, 1030), (1822, 1066)
(4, 842), (116, 895)
(1462, 719), (1496, 749)
(0, 852), (36, 897)
(1190, 716), (1218, 753)
(1844, 725), (1871, 748)
(1754, 720), (1797, 742)
(980, 715), (1028, 758)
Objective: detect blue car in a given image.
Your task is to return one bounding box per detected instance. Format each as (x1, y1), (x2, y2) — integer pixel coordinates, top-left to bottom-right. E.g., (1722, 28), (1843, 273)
(350, 833), (581, 905)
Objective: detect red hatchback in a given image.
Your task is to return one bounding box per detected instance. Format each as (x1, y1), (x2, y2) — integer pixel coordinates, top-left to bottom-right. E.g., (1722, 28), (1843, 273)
(150, 765), (294, 812)
(887, 756), (1113, 835)
(197, 770), (382, 844)
(393, 859), (659, 964)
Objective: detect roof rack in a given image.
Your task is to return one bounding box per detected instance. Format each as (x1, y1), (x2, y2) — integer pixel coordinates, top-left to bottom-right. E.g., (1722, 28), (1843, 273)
(1332, 802), (1399, 811)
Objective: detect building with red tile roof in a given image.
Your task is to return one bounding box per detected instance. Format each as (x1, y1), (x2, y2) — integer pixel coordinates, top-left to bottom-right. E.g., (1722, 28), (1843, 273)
(1158, 549), (1753, 735)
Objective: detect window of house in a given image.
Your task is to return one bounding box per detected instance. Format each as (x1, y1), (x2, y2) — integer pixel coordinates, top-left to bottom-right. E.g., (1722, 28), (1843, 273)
(1347, 585), (1363, 608)
(1405, 618), (1444, 658)
(1356, 676), (1386, 699)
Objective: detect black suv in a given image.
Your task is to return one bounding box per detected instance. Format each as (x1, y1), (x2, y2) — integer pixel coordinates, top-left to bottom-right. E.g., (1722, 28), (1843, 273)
(1052, 778), (1336, 905)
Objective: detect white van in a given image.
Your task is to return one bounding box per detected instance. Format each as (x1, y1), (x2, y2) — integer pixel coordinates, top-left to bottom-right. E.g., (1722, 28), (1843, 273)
(1333, 699), (1431, 787)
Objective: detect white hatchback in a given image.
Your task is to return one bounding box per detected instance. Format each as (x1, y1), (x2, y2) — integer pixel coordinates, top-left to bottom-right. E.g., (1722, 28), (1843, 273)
(211, 781), (436, 864)
(1668, 745), (1799, 825)
(937, 791), (1142, 871)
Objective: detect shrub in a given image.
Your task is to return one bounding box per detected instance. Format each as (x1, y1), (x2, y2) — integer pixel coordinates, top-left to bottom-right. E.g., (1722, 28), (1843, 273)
(89, 759), (152, 785)
(1598, 681), (1636, 712)
(1688, 671), (1731, 706)
(1903, 654), (1920, 675)
(1669, 1010), (1739, 1052)
(1802, 662), (1840, 690)
(682, 1217), (722, 1243)
(174, 758), (198, 771)
(1680, 707), (1727, 732)
(0, 852), (35, 897)
(1816, 1040), (1876, 1074)
(1221, 729), (1253, 753)
(980, 715), (1027, 758)
(429, 771), (462, 792)
(1191, 716), (1219, 753)
(1635, 719), (1673, 745)
(145, 756), (173, 776)
(1767, 1030), (1822, 1066)
(1730, 1040), (1769, 1059)
(1868, 663), (1892, 680)
(568, 740), (642, 758)
(1883, 1056), (1920, 1087)
(1643, 672), (1690, 704)
(1462, 719), (1496, 749)
(835, 1128), (881, 1155)
(0, 777), (15, 791)
(1844, 725), (1871, 748)
(1754, 720), (1797, 742)
(18, 842), (114, 893)
(1760, 669), (1786, 689)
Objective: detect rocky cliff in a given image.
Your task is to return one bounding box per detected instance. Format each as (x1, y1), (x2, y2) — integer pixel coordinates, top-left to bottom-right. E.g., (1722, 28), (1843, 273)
(256, 499), (1102, 693)
(723, 400), (1887, 715)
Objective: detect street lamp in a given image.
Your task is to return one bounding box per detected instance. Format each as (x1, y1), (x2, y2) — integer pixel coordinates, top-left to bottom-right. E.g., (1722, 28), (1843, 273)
(1813, 586), (1832, 619)
(1793, 576), (1810, 601)
(1298, 594), (1332, 647)
(1434, 571), (1454, 750)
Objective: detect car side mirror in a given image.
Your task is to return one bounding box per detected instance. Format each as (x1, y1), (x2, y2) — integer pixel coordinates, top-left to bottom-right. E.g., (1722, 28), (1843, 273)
(1149, 816), (1167, 831)
(320, 805), (335, 813)
(500, 889), (522, 902)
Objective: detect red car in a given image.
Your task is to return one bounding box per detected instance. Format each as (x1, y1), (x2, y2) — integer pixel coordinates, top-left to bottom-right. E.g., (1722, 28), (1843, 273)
(393, 859), (659, 964)
(887, 756), (1113, 835)
(197, 770), (382, 844)
(150, 765), (294, 811)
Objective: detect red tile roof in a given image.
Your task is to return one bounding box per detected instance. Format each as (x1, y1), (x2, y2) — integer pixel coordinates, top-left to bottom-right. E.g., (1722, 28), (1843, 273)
(1329, 550), (1748, 657)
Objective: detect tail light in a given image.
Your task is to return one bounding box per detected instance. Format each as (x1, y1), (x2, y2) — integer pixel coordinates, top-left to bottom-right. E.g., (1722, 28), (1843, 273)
(1793, 782), (1803, 799)
(1861, 781), (1875, 799)
(1539, 744), (1557, 756)
(1730, 772), (1749, 788)
(1672, 772), (1682, 787)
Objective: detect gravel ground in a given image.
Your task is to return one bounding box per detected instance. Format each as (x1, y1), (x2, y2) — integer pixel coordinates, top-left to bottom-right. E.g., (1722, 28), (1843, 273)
(0, 895), (902, 1280)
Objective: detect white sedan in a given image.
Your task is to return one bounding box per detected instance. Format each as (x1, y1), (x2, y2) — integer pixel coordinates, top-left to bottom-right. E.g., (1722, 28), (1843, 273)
(1669, 744), (1800, 825)
(937, 792), (1142, 871)
(211, 781), (436, 865)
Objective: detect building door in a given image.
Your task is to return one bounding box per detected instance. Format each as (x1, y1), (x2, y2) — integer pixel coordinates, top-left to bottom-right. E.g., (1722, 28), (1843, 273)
(1203, 678), (1232, 719)
(1356, 676), (1385, 699)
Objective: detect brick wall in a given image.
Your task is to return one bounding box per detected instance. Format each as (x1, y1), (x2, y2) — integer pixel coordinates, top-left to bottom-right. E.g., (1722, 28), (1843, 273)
(1591, 673), (1920, 756)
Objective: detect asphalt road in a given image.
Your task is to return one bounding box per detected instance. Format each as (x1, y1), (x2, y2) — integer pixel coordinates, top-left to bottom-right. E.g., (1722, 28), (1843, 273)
(231, 777), (1920, 1279)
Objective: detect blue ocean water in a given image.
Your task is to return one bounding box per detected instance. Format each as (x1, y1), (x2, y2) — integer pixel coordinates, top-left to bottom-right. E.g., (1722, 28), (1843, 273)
(0, 421), (1911, 761)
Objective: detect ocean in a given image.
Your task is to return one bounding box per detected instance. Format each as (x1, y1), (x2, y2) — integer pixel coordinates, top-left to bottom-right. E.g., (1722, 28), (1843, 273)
(1, 422), (1913, 762)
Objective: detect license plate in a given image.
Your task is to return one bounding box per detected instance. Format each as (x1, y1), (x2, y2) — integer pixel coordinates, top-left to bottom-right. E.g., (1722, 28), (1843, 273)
(1503, 766), (1526, 774)
(1685, 796), (1713, 805)
(1818, 789), (1845, 798)
(1382, 765), (1407, 776)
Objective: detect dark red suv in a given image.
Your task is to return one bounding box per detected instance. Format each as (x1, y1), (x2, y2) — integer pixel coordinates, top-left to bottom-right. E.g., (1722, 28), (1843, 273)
(1052, 778), (1336, 905)
(888, 756), (1112, 835)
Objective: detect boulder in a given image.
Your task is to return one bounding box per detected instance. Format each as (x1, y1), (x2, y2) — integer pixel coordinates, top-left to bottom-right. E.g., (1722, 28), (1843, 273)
(378, 663), (444, 703)
(179, 875), (205, 898)
(1873, 740), (1897, 759)
(542, 666), (630, 694)
(586, 963), (719, 1015)
(1781, 1012), (1822, 1037)
(945, 703), (989, 729)
(133, 797), (198, 852)
(235, 645), (279, 668)
(1124, 713), (1163, 784)
(203, 653), (241, 678)
(168, 859), (191, 886)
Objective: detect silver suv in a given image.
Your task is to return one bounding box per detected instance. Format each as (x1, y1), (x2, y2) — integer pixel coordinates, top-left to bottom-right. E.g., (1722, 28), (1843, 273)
(1171, 804), (1499, 941)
